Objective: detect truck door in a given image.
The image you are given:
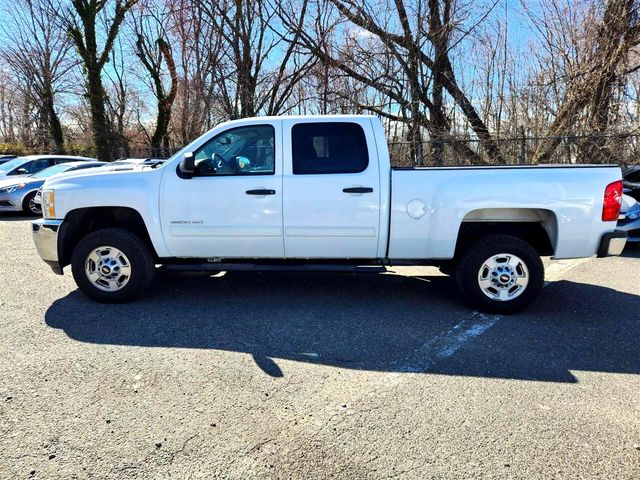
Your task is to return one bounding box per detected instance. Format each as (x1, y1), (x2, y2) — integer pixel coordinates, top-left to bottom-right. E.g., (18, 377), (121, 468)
(282, 119), (381, 258)
(159, 121), (284, 258)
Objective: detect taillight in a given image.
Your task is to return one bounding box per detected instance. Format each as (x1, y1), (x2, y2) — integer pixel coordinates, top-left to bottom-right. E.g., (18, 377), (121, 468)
(602, 180), (623, 221)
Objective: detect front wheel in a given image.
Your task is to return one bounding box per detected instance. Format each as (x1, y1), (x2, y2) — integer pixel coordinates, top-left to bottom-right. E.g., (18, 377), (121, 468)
(22, 191), (41, 216)
(455, 234), (544, 314)
(71, 228), (155, 303)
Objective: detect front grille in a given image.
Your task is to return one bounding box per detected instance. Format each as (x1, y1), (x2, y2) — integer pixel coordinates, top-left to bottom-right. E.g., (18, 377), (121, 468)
(0, 200), (13, 207)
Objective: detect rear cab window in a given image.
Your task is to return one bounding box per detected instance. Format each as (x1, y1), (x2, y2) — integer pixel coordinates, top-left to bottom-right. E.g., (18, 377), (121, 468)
(292, 122), (369, 174)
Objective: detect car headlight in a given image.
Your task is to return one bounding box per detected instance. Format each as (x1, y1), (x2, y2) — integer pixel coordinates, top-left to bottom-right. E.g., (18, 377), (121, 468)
(627, 209), (640, 220)
(0, 183), (26, 194)
(42, 189), (56, 219)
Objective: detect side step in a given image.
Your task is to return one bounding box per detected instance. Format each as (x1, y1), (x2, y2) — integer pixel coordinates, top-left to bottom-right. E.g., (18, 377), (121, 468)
(162, 263), (388, 273)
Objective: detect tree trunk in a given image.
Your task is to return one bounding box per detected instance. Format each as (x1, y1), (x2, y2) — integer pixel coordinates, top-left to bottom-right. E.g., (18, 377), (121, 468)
(43, 85), (65, 154)
(86, 67), (113, 161)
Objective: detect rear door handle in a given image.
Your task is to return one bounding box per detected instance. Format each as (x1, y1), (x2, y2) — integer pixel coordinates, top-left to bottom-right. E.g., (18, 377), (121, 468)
(343, 187), (373, 194)
(246, 189), (276, 195)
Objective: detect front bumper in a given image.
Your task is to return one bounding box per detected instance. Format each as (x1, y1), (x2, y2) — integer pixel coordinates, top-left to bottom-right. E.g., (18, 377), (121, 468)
(33, 189), (42, 205)
(0, 192), (23, 211)
(32, 219), (64, 274)
(596, 230), (628, 257)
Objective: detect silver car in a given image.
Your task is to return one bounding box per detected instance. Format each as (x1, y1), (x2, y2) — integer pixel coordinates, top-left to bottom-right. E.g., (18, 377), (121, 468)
(0, 154), (96, 178)
(0, 161), (104, 216)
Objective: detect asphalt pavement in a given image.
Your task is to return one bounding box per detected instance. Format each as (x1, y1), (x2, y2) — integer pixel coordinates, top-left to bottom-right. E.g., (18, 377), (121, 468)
(1, 213), (639, 479)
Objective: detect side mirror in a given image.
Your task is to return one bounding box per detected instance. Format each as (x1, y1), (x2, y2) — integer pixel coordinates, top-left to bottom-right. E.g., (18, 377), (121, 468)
(15, 168), (27, 175)
(179, 152), (195, 176)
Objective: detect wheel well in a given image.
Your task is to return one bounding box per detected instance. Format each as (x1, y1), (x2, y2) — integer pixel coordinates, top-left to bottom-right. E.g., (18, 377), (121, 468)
(59, 207), (157, 267)
(454, 221), (555, 260)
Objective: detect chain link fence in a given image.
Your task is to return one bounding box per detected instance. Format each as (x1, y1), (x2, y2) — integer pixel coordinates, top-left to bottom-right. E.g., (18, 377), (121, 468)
(388, 133), (640, 168)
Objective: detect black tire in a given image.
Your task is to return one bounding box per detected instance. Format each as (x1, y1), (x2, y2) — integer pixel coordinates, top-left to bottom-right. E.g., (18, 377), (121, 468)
(71, 228), (155, 303)
(22, 191), (41, 217)
(455, 234), (544, 314)
(438, 262), (457, 276)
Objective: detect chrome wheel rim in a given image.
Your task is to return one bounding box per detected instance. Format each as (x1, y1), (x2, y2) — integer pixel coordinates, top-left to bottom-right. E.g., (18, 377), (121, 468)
(85, 246), (132, 292)
(477, 253), (529, 302)
(28, 197), (41, 215)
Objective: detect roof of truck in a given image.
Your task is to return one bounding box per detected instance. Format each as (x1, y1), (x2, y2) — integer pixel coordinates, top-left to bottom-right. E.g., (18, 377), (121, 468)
(227, 114), (377, 122)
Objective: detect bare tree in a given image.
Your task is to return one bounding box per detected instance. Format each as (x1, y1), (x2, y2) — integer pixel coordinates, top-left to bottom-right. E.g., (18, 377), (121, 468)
(279, 0), (505, 164)
(527, 0), (640, 162)
(167, 0), (223, 145)
(104, 38), (133, 157)
(57, 0), (139, 161)
(198, 0), (316, 119)
(0, 70), (27, 147)
(0, 0), (76, 153)
(132, 0), (178, 157)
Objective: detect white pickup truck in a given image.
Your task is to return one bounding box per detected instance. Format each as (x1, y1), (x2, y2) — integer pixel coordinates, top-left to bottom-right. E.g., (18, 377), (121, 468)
(32, 115), (626, 313)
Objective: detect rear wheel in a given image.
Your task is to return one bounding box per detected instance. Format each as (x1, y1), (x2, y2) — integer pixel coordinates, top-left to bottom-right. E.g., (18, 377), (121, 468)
(71, 228), (155, 303)
(455, 234), (544, 314)
(22, 191), (41, 216)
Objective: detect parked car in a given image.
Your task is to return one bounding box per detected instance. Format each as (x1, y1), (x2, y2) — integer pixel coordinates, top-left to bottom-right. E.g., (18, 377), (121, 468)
(623, 165), (640, 201)
(618, 193), (640, 243)
(103, 158), (166, 170)
(0, 155), (95, 178)
(31, 115), (626, 313)
(0, 161), (104, 216)
(0, 155), (17, 165)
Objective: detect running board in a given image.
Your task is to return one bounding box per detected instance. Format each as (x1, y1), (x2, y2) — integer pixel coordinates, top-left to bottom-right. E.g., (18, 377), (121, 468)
(162, 263), (388, 273)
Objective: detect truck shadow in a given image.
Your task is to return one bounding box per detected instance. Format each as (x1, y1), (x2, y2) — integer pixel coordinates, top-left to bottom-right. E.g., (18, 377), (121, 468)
(620, 244), (640, 259)
(45, 270), (640, 382)
(0, 212), (34, 221)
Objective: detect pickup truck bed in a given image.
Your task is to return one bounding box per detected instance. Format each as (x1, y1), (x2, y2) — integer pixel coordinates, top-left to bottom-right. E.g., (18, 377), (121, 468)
(390, 165), (621, 260)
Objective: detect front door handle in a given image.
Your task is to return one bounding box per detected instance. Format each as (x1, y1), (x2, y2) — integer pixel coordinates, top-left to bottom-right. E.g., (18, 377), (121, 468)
(246, 189), (276, 195)
(343, 187), (373, 194)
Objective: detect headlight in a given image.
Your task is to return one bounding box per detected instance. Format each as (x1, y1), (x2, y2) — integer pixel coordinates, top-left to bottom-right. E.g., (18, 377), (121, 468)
(0, 183), (25, 194)
(628, 209), (640, 220)
(42, 189), (55, 219)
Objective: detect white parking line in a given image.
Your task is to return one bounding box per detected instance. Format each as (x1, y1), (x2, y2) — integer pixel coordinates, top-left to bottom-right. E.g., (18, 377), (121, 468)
(396, 313), (501, 373)
(394, 257), (591, 374)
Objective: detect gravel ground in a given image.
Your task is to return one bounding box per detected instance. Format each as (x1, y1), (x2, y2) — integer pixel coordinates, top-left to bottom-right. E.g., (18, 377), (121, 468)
(1, 214), (639, 479)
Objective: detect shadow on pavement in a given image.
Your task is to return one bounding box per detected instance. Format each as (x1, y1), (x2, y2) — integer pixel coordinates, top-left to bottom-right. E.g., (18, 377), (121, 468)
(45, 270), (640, 382)
(0, 212), (33, 222)
(620, 244), (640, 259)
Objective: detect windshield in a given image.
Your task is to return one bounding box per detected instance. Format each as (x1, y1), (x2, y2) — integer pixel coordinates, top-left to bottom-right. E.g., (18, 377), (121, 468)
(30, 164), (72, 179)
(0, 157), (26, 173)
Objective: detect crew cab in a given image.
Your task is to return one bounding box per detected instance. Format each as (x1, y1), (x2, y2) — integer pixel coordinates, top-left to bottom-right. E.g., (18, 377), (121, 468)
(31, 115), (626, 313)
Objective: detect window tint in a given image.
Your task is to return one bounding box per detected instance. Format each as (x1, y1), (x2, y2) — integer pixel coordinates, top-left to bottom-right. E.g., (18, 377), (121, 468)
(0, 158), (27, 173)
(12, 159), (49, 175)
(25, 159), (51, 173)
(31, 164), (71, 178)
(292, 122), (368, 175)
(192, 125), (275, 177)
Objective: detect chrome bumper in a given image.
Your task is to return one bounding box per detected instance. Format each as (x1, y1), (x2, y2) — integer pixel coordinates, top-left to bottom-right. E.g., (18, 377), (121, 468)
(596, 230), (627, 257)
(32, 219), (64, 274)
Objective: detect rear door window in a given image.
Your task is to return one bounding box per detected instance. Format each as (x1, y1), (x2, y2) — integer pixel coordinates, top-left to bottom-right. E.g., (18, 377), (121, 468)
(291, 122), (369, 174)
